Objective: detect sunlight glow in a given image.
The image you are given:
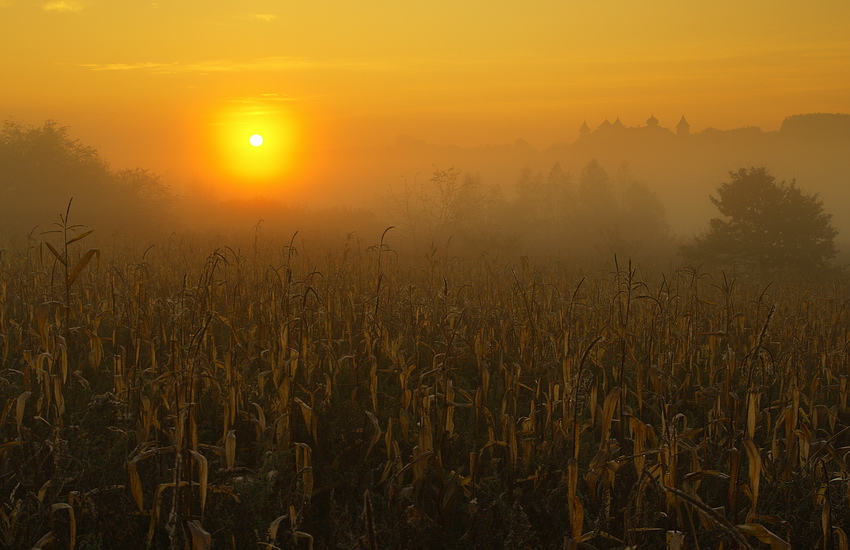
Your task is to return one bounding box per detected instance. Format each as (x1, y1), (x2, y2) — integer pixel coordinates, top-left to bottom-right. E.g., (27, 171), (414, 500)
(209, 106), (297, 188)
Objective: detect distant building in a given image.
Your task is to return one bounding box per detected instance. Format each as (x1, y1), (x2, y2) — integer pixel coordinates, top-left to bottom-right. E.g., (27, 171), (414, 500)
(572, 111), (850, 148)
(576, 114), (676, 142)
(676, 116), (690, 136)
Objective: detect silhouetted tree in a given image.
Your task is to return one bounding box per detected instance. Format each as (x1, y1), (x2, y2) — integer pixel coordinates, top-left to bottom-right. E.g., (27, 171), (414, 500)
(113, 167), (175, 225)
(510, 160), (669, 257)
(514, 163), (574, 245)
(604, 163), (670, 256)
(389, 167), (503, 251)
(0, 119), (111, 219)
(682, 167), (838, 272)
(0, 118), (173, 234)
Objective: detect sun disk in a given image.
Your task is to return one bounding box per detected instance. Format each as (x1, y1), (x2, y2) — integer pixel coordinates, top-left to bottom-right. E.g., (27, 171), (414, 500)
(206, 105), (300, 188)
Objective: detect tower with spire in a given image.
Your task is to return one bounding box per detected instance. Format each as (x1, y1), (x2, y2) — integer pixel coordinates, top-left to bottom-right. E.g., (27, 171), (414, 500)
(573, 114), (685, 143)
(677, 115), (690, 136)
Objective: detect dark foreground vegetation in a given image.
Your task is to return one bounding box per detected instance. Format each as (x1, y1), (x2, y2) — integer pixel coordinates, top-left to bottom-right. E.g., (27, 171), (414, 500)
(1, 228), (849, 549)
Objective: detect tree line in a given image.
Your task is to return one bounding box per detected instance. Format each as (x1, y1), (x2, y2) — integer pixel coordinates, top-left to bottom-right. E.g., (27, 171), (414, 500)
(0, 119), (173, 235)
(388, 160), (673, 260)
(1, 119), (839, 275)
(388, 164), (838, 274)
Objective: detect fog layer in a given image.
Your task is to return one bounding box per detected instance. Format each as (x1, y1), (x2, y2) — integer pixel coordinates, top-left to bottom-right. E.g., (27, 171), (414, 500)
(2, 113), (848, 266)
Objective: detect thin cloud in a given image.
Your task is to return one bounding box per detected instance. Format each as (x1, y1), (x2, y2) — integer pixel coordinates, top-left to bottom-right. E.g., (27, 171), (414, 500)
(223, 92), (329, 106)
(176, 58), (316, 74)
(76, 56), (388, 75)
(227, 93), (299, 103)
(43, 1), (84, 12)
(244, 13), (277, 22)
(77, 61), (178, 72)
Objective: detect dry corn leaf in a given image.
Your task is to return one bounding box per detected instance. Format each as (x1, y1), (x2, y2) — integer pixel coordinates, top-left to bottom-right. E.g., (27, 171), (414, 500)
(65, 229), (95, 246)
(295, 443), (314, 498)
(294, 531), (315, 550)
(267, 514), (287, 543)
(746, 391), (760, 439)
(50, 502), (76, 550)
(31, 530), (56, 550)
(666, 530), (685, 550)
(68, 248), (100, 286)
(37, 480), (52, 503)
(15, 391), (30, 440)
(736, 523), (790, 550)
(126, 457), (145, 513)
(364, 410), (382, 459)
(224, 429), (236, 470)
(600, 386), (620, 445)
(834, 527), (849, 550)
(44, 241), (66, 265)
(744, 439), (761, 522)
(187, 520), (211, 550)
(190, 450), (208, 516)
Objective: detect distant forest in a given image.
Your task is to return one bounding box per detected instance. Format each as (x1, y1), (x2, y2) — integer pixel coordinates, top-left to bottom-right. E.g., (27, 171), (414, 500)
(0, 118), (672, 260)
(0, 119), (174, 235)
(377, 112), (850, 246)
(2, 114), (848, 268)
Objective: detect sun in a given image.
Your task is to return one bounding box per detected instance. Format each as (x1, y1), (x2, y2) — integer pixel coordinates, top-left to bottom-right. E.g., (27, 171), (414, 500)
(207, 105), (299, 188)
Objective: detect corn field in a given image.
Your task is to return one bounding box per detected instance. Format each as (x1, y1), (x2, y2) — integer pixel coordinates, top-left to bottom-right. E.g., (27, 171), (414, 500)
(1, 228), (849, 549)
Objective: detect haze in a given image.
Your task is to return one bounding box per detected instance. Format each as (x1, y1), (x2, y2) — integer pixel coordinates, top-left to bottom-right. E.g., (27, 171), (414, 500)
(2, 0), (850, 254)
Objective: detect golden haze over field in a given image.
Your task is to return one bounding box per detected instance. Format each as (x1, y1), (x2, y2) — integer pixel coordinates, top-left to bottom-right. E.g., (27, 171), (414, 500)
(4, 4), (850, 548)
(2, 1), (850, 208)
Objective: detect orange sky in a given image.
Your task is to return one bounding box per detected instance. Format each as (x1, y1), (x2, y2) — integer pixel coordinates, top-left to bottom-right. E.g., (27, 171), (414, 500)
(2, 0), (849, 202)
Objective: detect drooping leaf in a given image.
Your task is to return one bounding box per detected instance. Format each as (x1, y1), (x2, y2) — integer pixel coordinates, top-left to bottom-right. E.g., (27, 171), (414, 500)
(68, 248), (100, 286)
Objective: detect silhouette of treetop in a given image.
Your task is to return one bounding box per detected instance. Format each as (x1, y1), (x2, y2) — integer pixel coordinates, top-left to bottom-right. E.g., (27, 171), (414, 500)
(683, 167), (838, 272)
(1, 118), (173, 232)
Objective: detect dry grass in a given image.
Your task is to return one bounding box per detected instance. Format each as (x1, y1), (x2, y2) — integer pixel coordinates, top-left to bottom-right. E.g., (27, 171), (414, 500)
(0, 232), (848, 549)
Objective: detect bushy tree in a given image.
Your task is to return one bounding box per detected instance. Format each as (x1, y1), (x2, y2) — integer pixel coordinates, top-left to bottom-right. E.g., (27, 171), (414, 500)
(0, 118), (173, 234)
(0, 120), (110, 219)
(514, 163), (574, 243)
(683, 167), (838, 272)
(389, 167), (504, 251)
(512, 160), (670, 258)
(386, 160), (670, 258)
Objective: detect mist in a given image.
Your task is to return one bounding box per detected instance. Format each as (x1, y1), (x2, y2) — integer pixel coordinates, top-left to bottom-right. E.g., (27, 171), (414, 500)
(307, 112), (850, 235)
(2, 113), (849, 270)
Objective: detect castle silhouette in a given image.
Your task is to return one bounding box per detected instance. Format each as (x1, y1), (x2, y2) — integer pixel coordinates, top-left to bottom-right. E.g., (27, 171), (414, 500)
(575, 113), (850, 143)
(578, 115), (692, 142)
